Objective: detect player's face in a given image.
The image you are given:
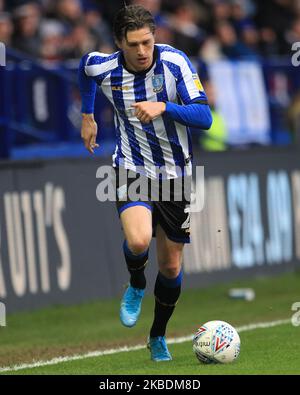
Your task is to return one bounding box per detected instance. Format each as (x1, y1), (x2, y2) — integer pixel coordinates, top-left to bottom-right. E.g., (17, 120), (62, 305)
(118, 27), (155, 72)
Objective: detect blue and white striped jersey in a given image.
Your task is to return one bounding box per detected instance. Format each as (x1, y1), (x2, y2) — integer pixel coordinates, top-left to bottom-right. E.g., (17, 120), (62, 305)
(83, 44), (207, 179)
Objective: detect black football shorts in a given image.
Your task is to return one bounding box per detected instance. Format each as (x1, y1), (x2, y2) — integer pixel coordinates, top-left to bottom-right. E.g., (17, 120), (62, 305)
(113, 167), (191, 244)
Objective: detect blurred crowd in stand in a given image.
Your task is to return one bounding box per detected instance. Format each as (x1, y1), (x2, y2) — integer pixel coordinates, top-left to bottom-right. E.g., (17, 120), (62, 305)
(0, 0), (299, 151)
(0, 0), (299, 62)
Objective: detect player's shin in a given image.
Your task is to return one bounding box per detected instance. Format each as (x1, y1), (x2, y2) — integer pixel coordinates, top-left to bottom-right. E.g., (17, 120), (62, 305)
(123, 240), (148, 289)
(150, 269), (183, 337)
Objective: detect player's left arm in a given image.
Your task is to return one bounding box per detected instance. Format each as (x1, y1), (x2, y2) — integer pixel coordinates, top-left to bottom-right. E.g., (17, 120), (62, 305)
(131, 101), (166, 124)
(132, 53), (212, 129)
(164, 52), (212, 129)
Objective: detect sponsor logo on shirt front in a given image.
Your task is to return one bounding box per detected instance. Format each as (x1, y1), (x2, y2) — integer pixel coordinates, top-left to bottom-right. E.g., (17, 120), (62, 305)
(111, 85), (130, 91)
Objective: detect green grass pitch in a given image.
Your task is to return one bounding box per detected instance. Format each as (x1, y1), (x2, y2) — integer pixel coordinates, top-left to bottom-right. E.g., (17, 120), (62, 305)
(0, 271), (300, 375)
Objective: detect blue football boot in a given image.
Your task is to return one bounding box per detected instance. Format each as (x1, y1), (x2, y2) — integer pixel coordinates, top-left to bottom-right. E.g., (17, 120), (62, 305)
(120, 285), (145, 327)
(147, 336), (172, 361)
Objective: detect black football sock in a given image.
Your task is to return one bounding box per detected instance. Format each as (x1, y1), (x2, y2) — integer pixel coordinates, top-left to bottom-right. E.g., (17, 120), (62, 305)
(150, 270), (183, 338)
(123, 240), (148, 290)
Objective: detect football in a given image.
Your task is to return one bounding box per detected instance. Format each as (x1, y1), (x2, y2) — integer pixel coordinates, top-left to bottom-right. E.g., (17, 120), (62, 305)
(192, 320), (240, 364)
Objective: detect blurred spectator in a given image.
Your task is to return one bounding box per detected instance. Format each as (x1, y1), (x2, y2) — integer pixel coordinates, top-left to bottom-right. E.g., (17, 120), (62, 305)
(100, 0), (124, 27)
(84, 7), (114, 52)
(294, 0), (300, 16)
(39, 19), (65, 61)
(200, 79), (228, 151)
(231, 0), (255, 34)
(56, 0), (83, 31)
(259, 27), (281, 58)
(215, 20), (258, 59)
(200, 36), (223, 62)
(168, 0), (205, 56)
(64, 22), (97, 59)
(287, 91), (300, 146)
(154, 18), (174, 46)
(0, 12), (13, 45)
(253, 0), (294, 54)
(12, 2), (42, 58)
(211, 0), (232, 22)
(285, 17), (300, 47)
(241, 23), (260, 55)
(131, 0), (162, 20)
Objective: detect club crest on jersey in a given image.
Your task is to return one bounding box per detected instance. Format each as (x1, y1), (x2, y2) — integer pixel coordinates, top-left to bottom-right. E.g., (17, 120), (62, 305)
(152, 74), (164, 93)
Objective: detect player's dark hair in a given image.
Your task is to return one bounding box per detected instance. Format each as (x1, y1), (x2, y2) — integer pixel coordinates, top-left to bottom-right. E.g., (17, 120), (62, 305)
(113, 5), (156, 43)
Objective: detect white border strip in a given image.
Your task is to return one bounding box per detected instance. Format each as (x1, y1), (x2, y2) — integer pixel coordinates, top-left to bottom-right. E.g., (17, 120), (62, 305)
(0, 318), (290, 373)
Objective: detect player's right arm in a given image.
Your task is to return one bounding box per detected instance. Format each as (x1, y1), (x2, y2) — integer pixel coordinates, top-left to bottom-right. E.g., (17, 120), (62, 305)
(81, 113), (98, 154)
(78, 54), (99, 154)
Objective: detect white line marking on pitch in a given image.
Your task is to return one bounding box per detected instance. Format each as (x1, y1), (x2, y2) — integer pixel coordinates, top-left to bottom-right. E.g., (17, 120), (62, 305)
(0, 318), (290, 373)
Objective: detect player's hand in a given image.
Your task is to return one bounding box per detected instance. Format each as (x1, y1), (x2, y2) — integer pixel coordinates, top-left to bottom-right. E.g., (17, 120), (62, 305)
(132, 101), (166, 124)
(81, 113), (99, 154)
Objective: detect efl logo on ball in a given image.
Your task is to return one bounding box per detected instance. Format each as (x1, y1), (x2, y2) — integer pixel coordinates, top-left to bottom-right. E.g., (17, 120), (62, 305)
(193, 320), (240, 364)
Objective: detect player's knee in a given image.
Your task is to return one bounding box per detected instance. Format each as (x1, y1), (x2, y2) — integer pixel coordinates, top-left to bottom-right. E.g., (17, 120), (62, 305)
(127, 237), (150, 255)
(160, 265), (181, 279)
